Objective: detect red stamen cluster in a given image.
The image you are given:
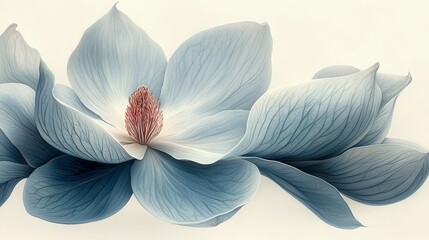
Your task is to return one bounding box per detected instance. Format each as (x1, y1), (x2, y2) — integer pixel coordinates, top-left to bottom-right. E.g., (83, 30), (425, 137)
(125, 86), (163, 144)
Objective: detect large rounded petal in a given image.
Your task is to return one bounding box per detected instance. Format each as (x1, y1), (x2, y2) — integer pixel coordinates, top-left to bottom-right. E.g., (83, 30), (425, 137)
(131, 148), (260, 226)
(0, 24), (40, 89)
(160, 21), (272, 125)
(298, 142), (429, 205)
(150, 110), (248, 164)
(68, 5), (167, 129)
(23, 155), (133, 224)
(247, 157), (362, 229)
(0, 83), (61, 167)
(229, 64), (382, 160)
(35, 62), (139, 163)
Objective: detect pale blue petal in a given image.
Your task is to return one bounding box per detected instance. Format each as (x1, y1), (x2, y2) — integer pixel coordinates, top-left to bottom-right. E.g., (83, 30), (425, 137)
(131, 148), (259, 225)
(150, 110), (248, 164)
(376, 73), (412, 107)
(0, 161), (33, 206)
(299, 143), (429, 205)
(0, 129), (26, 164)
(313, 66), (411, 107)
(312, 65), (359, 79)
(68, 5), (167, 129)
(35, 62), (134, 163)
(355, 100), (395, 146)
(23, 155), (133, 224)
(0, 128), (32, 206)
(313, 66), (411, 146)
(0, 24), (40, 89)
(53, 84), (101, 120)
(229, 64), (382, 160)
(160, 22), (272, 123)
(382, 138), (427, 152)
(247, 157), (362, 229)
(0, 83), (61, 167)
(185, 208), (241, 227)
(356, 73), (410, 145)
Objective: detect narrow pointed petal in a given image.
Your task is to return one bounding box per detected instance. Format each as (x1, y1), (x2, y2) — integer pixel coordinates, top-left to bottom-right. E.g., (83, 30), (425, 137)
(68, 5), (167, 129)
(0, 161), (33, 206)
(131, 149), (259, 226)
(313, 66), (411, 107)
(313, 66), (412, 146)
(35, 62), (134, 163)
(23, 155), (133, 224)
(0, 129), (26, 164)
(299, 143), (429, 205)
(247, 157), (362, 229)
(353, 73), (412, 143)
(151, 110), (248, 164)
(0, 83), (61, 167)
(356, 73), (410, 145)
(161, 22), (272, 123)
(0, 24), (40, 89)
(229, 64), (381, 160)
(376, 73), (412, 107)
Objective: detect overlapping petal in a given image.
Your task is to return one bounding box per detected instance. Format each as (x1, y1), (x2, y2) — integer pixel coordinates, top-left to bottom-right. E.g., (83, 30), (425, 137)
(0, 161), (33, 206)
(131, 148), (260, 225)
(247, 157), (362, 229)
(356, 73), (411, 145)
(151, 110), (248, 164)
(0, 83), (60, 167)
(0, 129), (26, 164)
(68, 5), (167, 129)
(313, 65), (411, 146)
(0, 24), (40, 89)
(23, 155), (133, 224)
(229, 64), (381, 160)
(160, 21), (272, 127)
(298, 142), (429, 205)
(0, 129), (33, 206)
(35, 62), (136, 163)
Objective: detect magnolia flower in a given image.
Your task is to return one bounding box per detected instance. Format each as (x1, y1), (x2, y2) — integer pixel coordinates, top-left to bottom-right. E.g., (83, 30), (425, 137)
(1, 5), (428, 229)
(0, 6), (272, 226)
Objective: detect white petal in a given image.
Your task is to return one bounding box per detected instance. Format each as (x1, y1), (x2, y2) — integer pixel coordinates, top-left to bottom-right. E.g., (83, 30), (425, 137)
(67, 5), (167, 130)
(151, 110), (248, 164)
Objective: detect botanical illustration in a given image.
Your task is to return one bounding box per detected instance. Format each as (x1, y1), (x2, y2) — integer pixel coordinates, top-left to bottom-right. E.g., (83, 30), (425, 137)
(0, 5), (427, 229)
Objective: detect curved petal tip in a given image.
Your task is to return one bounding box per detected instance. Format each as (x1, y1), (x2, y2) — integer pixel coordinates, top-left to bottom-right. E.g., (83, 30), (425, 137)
(6, 23), (18, 31)
(406, 72), (413, 85)
(371, 62), (380, 72)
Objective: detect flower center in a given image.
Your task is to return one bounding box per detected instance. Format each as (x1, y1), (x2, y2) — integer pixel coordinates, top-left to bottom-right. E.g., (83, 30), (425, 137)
(125, 86), (163, 144)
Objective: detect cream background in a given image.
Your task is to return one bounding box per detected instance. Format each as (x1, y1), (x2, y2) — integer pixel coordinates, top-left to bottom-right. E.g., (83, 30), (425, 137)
(0, 0), (428, 239)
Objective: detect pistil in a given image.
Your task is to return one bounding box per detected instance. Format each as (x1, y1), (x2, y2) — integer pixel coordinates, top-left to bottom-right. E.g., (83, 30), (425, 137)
(125, 86), (163, 144)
